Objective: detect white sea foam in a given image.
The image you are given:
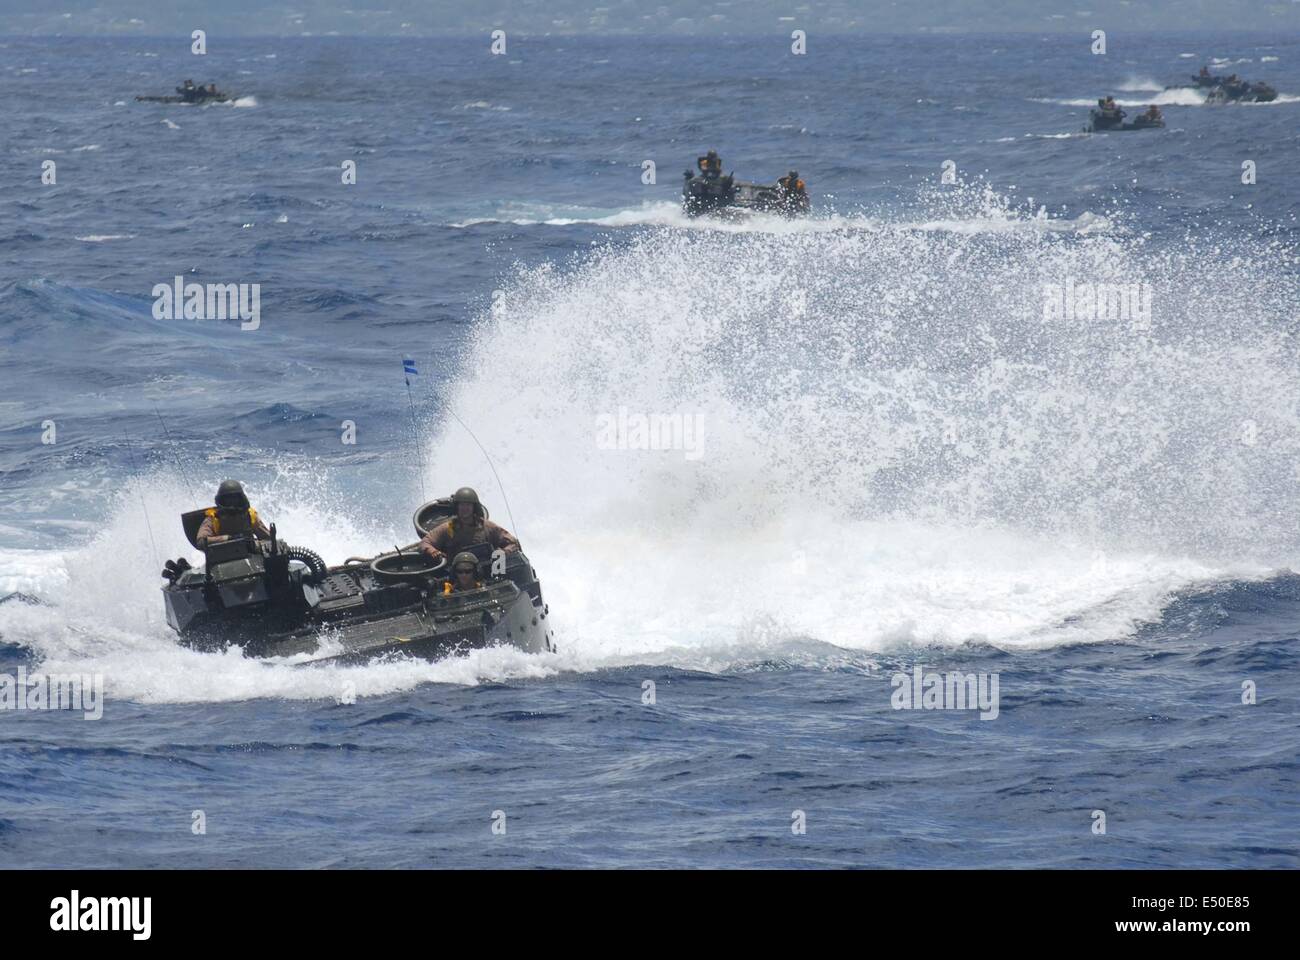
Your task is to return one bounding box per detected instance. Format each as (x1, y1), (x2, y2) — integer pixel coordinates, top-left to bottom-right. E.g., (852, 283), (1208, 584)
(1117, 77), (1164, 92)
(1038, 89), (1208, 107)
(451, 196), (1109, 237)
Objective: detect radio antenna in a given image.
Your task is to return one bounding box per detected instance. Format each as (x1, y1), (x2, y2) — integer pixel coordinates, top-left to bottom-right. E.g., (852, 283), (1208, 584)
(446, 408), (518, 538)
(152, 402), (197, 500)
(123, 436), (161, 569)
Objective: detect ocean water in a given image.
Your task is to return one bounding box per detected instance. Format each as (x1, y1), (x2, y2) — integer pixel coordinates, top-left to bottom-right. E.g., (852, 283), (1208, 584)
(1, 32), (1298, 869)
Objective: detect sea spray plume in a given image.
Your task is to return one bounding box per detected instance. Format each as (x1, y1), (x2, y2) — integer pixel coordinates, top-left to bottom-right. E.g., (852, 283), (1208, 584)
(430, 197), (1300, 566)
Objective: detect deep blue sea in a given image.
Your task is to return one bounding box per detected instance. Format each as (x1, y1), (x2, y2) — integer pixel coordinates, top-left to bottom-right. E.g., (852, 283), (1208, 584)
(1, 32), (1298, 868)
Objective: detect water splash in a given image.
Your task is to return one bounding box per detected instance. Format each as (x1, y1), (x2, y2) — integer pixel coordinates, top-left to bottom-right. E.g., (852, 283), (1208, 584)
(4, 185), (1297, 698)
(427, 185), (1299, 661)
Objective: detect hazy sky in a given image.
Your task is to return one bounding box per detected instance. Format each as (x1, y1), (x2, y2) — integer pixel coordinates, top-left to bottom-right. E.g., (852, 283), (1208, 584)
(2, 0), (1298, 35)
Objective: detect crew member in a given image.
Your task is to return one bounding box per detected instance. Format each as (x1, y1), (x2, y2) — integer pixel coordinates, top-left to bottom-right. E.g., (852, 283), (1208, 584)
(195, 480), (271, 547)
(418, 487), (520, 563)
(442, 552), (482, 594)
(778, 170), (807, 196)
(698, 150), (722, 179)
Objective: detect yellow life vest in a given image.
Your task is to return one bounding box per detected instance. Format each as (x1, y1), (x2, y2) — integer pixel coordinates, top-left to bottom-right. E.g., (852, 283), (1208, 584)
(204, 507), (258, 535)
(443, 579), (481, 595)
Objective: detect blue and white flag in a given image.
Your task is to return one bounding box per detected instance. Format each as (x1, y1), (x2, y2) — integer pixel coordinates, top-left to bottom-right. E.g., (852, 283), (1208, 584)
(402, 357), (418, 383)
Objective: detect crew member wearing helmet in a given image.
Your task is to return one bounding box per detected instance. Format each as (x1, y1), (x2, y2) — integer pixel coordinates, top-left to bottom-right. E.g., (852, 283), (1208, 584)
(698, 150), (723, 179)
(777, 170), (807, 210)
(778, 170), (806, 195)
(418, 486), (520, 563)
(195, 480), (271, 548)
(442, 551), (482, 594)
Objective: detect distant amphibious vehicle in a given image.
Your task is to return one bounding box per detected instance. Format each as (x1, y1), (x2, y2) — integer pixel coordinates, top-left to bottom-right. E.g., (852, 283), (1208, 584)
(1086, 110), (1165, 132)
(136, 81), (236, 104)
(161, 496), (553, 664)
(681, 150), (810, 218)
(1186, 69), (1277, 103)
(1085, 98), (1165, 133)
